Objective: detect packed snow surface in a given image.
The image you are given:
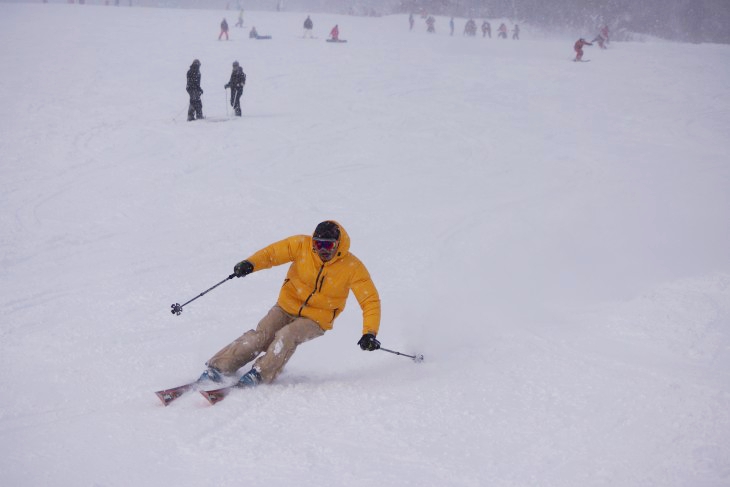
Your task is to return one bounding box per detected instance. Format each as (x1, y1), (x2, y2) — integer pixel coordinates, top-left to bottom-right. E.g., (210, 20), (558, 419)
(1, 4), (730, 486)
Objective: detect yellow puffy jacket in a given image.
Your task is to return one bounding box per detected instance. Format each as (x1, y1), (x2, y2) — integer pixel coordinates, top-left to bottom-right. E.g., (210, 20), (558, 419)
(245, 222), (381, 335)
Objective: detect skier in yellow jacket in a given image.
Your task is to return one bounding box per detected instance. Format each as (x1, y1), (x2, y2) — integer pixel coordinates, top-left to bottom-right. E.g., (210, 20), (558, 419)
(199, 220), (381, 387)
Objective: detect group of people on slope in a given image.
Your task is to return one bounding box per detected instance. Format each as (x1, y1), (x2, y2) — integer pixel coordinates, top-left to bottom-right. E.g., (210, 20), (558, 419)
(185, 59), (246, 121)
(415, 14), (519, 39)
(574, 25), (610, 61)
(302, 15), (342, 41)
(455, 19), (519, 39)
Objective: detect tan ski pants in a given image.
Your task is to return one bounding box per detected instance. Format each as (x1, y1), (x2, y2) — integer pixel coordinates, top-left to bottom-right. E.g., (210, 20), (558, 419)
(207, 305), (325, 383)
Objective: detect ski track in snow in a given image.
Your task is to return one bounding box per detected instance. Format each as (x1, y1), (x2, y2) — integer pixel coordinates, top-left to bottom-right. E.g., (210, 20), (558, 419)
(1, 4), (730, 487)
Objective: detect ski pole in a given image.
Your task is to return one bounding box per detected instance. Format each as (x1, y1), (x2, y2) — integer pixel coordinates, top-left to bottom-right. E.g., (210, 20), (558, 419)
(170, 274), (235, 315)
(380, 347), (424, 363)
(238, 85), (245, 116)
(173, 105), (188, 122)
(225, 87), (229, 116)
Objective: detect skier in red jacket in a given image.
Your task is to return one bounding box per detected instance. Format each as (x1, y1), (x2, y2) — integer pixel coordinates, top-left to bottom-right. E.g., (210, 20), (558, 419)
(574, 38), (592, 61)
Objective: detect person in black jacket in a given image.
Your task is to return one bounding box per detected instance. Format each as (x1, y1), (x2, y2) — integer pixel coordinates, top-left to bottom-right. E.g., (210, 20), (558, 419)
(186, 59), (203, 121)
(218, 18), (229, 40)
(224, 61), (246, 116)
(303, 15), (313, 38)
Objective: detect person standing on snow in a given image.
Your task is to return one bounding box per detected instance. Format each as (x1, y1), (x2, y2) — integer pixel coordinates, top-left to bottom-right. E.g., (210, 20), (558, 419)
(186, 59), (203, 121)
(224, 61), (245, 116)
(574, 37), (592, 61)
(218, 18), (229, 40)
(426, 15), (435, 33)
(481, 20), (491, 38)
(409, 13), (414, 31)
(329, 24), (339, 41)
(198, 221), (382, 388)
(498, 23), (507, 38)
(512, 24), (520, 40)
(601, 25), (610, 44)
(591, 33), (607, 49)
(303, 15), (313, 38)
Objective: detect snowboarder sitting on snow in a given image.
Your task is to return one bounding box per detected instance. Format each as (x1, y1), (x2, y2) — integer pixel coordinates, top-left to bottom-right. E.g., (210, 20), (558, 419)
(198, 221), (382, 388)
(249, 26), (258, 38)
(186, 59), (203, 121)
(224, 61), (245, 116)
(574, 38), (592, 61)
(329, 24), (339, 41)
(303, 15), (313, 37)
(219, 18), (229, 40)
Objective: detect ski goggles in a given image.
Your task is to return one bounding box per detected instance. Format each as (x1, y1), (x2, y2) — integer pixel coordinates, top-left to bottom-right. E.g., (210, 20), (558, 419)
(313, 238), (338, 251)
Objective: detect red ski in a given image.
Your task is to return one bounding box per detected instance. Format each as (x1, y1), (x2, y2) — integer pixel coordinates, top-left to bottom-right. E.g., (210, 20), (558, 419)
(154, 382), (199, 406)
(200, 385), (238, 405)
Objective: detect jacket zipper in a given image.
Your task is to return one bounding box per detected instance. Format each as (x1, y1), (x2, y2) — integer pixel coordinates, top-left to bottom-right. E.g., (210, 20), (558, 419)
(298, 264), (324, 317)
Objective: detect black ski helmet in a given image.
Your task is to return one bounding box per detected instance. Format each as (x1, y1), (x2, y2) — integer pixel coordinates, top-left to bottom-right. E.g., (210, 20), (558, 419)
(192, 59), (201, 67)
(232, 61), (239, 68)
(313, 221), (340, 241)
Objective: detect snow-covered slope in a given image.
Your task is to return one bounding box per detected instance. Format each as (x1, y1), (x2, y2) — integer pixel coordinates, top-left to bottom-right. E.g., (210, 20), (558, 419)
(1, 4), (729, 486)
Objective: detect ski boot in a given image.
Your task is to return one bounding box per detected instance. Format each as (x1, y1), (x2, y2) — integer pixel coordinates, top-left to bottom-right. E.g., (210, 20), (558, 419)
(238, 367), (262, 388)
(198, 367), (223, 384)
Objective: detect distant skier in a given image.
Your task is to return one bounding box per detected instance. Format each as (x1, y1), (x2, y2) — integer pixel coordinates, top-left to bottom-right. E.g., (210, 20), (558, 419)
(303, 15), (313, 38)
(512, 24), (520, 40)
(249, 26), (258, 39)
(218, 18), (229, 40)
(235, 9), (243, 28)
(426, 15), (435, 33)
(601, 25), (610, 44)
(186, 59), (203, 121)
(464, 19), (476, 36)
(224, 61), (245, 116)
(573, 38), (592, 61)
(481, 20), (491, 38)
(450, 17), (454, 36)
(409, 13), (414, 31)
(591, 33), (607, 49)
(498, 23), (507, 39)
(329, 24), (339, 41)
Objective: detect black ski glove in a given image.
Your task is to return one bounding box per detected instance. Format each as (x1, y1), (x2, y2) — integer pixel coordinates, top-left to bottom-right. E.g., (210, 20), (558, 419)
(357, 333), (380, 351)
(224, 83), (230, 89)
(233, 260), (254, 277)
